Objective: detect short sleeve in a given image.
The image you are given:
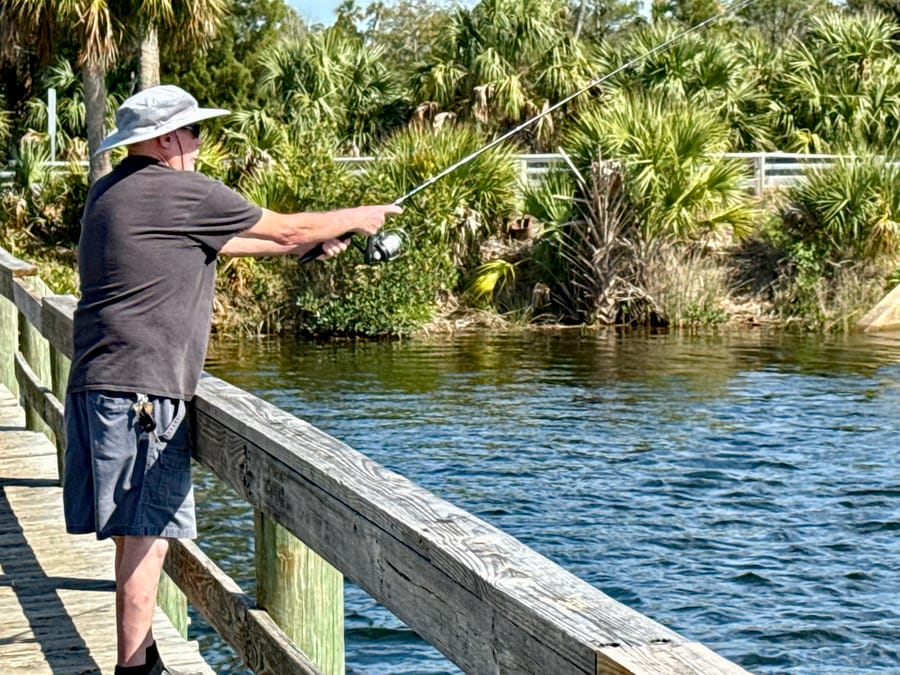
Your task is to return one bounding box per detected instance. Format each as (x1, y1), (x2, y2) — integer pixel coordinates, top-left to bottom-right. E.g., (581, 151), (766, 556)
(177, 176), (262, 252)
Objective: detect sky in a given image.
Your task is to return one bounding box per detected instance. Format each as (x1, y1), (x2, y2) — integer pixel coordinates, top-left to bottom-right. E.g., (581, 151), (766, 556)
(288, 1), (649, 27)
(288, 1), (342, 25)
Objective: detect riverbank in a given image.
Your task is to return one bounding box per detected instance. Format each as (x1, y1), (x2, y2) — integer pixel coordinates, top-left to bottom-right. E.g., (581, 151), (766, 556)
(0, 228), (892, 337)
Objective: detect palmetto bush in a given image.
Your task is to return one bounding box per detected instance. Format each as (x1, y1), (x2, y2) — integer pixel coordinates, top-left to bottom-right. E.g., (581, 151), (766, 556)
(365, 123), (520, 267)
(258, 25), (408, 155)
(771, 11), (900, 153)
(599, 20), (774, 151)
(768, 154), (900, 330)
(564, 91), (756, 241)
(783, 156), (900, 259)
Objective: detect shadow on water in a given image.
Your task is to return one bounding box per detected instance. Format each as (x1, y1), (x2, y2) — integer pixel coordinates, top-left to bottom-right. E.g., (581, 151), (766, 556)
(198, 329), (900, 675)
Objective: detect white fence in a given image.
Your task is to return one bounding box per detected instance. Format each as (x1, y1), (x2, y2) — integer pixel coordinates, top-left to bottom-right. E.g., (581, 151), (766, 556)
(337, 152), (846, 195)
(1, 153), (847, 194)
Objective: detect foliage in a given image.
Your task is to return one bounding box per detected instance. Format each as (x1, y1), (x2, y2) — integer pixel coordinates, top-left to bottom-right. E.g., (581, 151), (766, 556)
(736, 0), (832, 44)
(771, 246), (890, 331)
(598, 19), (774, 150)
(651, 0), (723, 26)
(565, 91), (756, 240)
(365, 123), (520, 267)
(780, 156), (900, 259)
(258, 23), (408, 154)
(361, 0), (454, 73)
(545, 157), (657, 325)
(162, 0), (305, 111)
(0, 139), (86, 294)
(412, 0), (599, 150)
(291, 239), (457, 336)
(208, 117), (362, 332)
(0, 96), (11, 155)
(763, 153), (900, 330)
(288, 121), (520, 336)
(523, 168), (578, 227)
(465, 258), (518, 308)
(569, 0), (643, 42)
(848, 0), (900, 24)
(643, 243), (730, 326)
(770, 10), (900, 153)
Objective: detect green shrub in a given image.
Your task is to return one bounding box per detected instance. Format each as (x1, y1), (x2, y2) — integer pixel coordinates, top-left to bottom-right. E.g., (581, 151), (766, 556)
(291, 239), (457, 336)
(781, 155), (900, 259)
(285, 123), (521, 336)
(564, 92), (756, 241)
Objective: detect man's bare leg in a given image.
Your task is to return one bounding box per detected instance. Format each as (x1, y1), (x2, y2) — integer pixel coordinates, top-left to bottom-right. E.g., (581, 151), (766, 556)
(114, 536), (170, 667)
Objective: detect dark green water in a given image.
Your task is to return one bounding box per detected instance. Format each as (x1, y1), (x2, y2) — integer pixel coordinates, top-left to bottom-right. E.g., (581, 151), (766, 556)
(195, 329), (900, 674)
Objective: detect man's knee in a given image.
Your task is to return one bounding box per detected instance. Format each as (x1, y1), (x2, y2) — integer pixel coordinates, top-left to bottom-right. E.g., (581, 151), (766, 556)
(117, 536), (170, 582)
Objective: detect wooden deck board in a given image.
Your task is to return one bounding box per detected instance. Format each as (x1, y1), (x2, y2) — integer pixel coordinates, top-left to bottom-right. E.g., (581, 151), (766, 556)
(0, 385), (215, 674)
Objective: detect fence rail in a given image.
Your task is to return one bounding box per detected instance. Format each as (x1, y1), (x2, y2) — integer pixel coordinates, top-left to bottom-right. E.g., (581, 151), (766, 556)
(337, 151), (848, 194)
(1, 153), (855, 194)
(0, 244), (750, 674)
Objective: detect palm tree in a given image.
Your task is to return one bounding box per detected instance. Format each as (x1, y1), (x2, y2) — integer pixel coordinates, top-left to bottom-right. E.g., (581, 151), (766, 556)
(122, 0), (228, 90)
(412, 0), (599, 150)
(258, 25), (406, 154)
(1, 0), (119, 182)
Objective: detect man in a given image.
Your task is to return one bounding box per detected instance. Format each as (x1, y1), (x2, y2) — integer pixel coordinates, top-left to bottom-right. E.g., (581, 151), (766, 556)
(62, 85), (401, 674)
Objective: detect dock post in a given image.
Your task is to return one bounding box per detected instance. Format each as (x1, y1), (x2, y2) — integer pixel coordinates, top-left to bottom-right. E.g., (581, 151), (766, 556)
(18, 277), (53, 440)
(49, 343), (70, 482)
(0, 294), (17, 397)
(157, 571), (189, 638)
(254, 511), (344, 675)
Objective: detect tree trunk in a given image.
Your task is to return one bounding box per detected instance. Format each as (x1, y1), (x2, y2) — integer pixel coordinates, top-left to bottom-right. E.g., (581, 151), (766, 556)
(83, 61), (111, 184)
(139, 23), (160, 90)
(574, 0), (587, 40)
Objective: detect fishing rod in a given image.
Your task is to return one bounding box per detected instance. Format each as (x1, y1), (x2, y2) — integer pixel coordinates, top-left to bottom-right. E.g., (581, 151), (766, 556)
(300, 0), (755, 265)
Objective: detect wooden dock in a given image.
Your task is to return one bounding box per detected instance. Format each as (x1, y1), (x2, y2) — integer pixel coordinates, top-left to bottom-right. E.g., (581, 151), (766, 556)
(0, 244), (751, 675)
(0, 384), (214, 674)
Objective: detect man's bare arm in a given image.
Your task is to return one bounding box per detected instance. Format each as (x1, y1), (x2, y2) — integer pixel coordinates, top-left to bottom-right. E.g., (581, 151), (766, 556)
(237, 205), (402, 248)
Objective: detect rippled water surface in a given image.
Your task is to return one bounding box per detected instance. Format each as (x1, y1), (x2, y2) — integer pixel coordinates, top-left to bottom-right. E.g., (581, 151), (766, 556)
(197, 330), (900, 674)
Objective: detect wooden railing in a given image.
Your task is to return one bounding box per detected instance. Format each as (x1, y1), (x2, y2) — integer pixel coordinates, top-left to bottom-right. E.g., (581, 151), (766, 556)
(0, 245), (750, 674)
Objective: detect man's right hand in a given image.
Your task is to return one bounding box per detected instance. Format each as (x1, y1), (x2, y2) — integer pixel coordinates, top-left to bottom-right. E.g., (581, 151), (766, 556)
(336, 204), (404, 237)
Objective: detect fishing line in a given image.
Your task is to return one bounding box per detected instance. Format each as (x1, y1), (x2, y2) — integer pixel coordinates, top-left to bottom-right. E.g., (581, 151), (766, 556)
(301, 0), (756, 263)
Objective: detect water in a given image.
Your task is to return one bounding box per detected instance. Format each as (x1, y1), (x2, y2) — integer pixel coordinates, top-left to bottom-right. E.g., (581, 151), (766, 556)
(195, 330), (900, 674)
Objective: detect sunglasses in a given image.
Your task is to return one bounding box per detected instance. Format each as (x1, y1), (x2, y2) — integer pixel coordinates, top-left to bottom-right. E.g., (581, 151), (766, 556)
(180, 123), (201, 139)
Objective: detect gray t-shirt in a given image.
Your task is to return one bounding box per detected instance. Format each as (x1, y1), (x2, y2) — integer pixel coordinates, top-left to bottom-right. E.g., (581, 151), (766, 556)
(68, 155), (262, 399)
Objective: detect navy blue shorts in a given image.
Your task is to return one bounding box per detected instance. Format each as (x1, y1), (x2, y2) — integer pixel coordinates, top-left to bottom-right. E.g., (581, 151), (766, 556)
(63, 390), (196, 540)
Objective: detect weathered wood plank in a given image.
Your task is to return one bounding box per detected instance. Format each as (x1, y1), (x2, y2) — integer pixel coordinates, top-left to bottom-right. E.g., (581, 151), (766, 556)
(12, 276), (43, 334)
(255, 511), (344, 675)
(0, 384), (215, 675)
(164, 537), (323, 675)
(14, 351), (65, 447)
(41, 294), (76, 359)
(0, 248), (36, 302)
(0, 296), (19, 398)
(192, 374), (749, 675)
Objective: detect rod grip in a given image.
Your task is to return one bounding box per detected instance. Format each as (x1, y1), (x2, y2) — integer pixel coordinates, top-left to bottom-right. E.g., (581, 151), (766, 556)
(298, 232), (354, 264)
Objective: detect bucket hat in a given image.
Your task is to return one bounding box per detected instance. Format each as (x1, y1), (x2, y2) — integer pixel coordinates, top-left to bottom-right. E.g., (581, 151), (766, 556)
(95, 85), (229, 155)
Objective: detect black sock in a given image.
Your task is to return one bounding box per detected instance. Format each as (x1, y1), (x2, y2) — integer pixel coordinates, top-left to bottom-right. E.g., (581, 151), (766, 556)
(145, 641), (160, 667)
(113, 642), (159, 675)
